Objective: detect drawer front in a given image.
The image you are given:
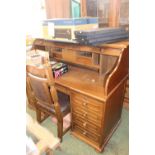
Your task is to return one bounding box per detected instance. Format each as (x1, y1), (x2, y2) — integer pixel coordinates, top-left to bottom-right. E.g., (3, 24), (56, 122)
(72, 99), (103, 118)
(72, 118), (101, 135)
(72, 93), (104, 115)
(71, 92), (104, 122)
(72, 111), (102, 127)
(71, 92), (105, 133)
(73, 123), (101, 143)
(72, 93), (103, 110)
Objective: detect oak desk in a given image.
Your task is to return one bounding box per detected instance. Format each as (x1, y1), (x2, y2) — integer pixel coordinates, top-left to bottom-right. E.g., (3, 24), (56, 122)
(29, 39), (129, 152)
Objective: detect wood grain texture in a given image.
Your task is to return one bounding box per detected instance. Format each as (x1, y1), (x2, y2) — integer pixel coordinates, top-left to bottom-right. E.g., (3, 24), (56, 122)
(109, 0), (121, 27)
(123, 79), (129, 109)
(80, 0), (87, 17)
(45, 0), (70, 18)
(26, 75), (37, 109)
(103, 82), (125, 141)
(105, 46), (129, 95)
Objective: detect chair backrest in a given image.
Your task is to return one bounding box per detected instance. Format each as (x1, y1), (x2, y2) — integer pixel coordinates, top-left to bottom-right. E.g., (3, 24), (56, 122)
(26, 64), (55, 107)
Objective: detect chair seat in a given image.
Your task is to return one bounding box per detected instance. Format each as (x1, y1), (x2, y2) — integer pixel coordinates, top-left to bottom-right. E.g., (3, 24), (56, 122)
(37, 91), (70, 116)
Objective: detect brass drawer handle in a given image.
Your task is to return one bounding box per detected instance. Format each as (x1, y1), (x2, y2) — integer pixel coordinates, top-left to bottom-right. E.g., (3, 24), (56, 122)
(83, 122), (87, 127)
(83, 112), (87, 117)
(83, 102), (87, 106)
(83, 131), (87, 135)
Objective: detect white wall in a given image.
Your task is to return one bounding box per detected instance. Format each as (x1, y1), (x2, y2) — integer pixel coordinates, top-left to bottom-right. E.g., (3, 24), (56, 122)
(26, 0), (46, 37)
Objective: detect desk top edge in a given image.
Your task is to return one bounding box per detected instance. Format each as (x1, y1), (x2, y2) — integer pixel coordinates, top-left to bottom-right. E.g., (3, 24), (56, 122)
(34, 38), (129, 49)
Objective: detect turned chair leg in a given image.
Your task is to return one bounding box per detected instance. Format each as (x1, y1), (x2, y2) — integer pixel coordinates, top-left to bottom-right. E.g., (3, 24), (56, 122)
(57, 122), (63, 142)
(36, 108), (42, 123)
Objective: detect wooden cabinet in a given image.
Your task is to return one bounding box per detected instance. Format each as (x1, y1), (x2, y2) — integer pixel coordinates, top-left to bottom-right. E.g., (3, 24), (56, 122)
(70, 82), (125, 152)
(71, 91), (104, 148)
(71, 92), (104, 125)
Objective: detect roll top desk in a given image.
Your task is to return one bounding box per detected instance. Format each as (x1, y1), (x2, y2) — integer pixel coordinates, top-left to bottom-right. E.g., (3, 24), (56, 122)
(28, 39), (129, 152)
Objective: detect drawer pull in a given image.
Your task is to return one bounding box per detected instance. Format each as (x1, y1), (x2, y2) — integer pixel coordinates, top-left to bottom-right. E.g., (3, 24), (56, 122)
(83, 131), (87, 135)
(84, 96), (88, 100)
(83, 122), (87, 127)
(83, 112), (87, 117)
(83, 102), (87, 106)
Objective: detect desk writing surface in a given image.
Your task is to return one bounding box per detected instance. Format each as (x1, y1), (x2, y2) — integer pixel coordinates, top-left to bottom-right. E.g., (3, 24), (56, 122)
(54, 66), (106, 102)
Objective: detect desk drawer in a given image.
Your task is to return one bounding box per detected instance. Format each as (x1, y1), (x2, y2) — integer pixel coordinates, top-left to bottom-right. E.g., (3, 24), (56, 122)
(72, 93), (103, 109)
(73, 123), (101, 143)
(71, 92), (104, 128)
(72, 110), (102, 127)
(72, 99), (103, 117)
(72, 118), (101, 135)
(71, 93), (104, 114)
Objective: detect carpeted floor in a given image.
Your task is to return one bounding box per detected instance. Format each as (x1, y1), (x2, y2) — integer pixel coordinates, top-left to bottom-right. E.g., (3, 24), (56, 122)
(27, 106), (129, 155)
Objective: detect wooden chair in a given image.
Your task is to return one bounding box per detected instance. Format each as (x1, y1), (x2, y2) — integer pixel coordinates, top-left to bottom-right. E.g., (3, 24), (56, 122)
(26, 75), (37, 110)
(26, 64), (71, 142)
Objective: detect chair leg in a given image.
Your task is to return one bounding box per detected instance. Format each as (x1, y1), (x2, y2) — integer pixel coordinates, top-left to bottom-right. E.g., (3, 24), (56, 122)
(36, 108), (42, 123)
(57, 121), (63, 142)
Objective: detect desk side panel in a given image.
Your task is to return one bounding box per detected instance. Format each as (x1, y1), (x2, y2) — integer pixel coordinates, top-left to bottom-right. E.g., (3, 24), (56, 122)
(102, 81), (125, 143)
(105, 46), (129, 95)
